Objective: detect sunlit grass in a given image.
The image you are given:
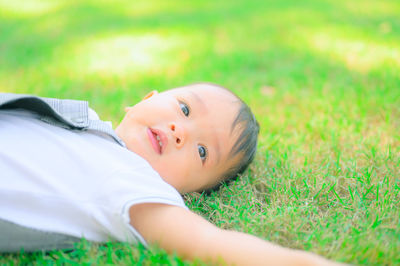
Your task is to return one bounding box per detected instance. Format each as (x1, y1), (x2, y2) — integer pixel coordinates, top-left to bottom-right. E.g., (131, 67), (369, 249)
(0, 0), (399, 265)
(308, 32), (400, 73)
(0, 0), (63, 16)
(332, 0), (400, 16)
(64, 33), (190, 78)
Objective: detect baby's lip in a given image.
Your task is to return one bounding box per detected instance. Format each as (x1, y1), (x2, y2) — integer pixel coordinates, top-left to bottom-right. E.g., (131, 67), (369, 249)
(147, 127), (168, 154)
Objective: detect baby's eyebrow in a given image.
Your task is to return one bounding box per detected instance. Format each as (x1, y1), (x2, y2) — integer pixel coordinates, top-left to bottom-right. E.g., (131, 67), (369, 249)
(203, 127), (221, 168)
(188, 91), (207, 113)
(213, 133), (221, 165)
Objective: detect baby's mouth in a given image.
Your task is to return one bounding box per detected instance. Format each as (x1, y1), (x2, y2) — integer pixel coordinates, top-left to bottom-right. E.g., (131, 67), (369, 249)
(147, 128), (168, 154)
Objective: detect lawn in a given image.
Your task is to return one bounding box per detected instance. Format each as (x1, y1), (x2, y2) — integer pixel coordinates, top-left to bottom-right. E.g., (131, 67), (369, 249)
(0, 0), (399, 265)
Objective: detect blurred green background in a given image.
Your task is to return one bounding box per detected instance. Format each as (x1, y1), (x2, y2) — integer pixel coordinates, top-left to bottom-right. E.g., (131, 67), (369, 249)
(0, 0), (399, 265)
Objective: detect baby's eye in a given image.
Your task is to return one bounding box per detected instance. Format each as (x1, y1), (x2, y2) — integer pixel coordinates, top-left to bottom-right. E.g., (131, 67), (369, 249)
(179, 102), (190, 117)
(198, 145), (207, 162)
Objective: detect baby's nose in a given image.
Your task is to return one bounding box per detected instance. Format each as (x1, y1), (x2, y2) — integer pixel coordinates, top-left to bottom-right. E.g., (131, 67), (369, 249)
(168, 122), (186, 148)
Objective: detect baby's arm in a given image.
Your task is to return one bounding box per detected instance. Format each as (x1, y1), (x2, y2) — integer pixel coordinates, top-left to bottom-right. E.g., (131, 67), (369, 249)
(129, 204), (341, 265)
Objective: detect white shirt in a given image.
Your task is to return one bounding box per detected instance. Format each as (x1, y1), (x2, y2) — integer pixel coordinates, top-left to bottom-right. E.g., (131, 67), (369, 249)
(0, 109), (187, 245)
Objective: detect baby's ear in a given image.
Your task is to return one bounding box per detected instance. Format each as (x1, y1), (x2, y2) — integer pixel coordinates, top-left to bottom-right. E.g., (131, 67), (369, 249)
(142, 90), (158, 100)
(124, 90), (158, 112)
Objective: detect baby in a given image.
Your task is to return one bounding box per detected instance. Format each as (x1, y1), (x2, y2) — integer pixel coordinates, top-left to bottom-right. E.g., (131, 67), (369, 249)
(0, 83), (339, 265)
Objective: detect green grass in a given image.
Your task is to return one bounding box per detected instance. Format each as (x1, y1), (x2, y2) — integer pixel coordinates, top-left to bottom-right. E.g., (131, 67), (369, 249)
(0, 0), (399, 265)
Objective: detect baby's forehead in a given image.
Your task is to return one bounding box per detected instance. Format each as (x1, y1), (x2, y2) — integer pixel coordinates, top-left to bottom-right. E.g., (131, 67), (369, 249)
(172, 84), (238, 103)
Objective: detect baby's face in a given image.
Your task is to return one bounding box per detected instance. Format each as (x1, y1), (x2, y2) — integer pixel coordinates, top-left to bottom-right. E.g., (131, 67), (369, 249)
(115, 84), (240, 193)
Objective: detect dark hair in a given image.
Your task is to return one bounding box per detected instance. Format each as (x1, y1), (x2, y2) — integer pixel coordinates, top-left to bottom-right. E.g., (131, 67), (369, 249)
(188, 83), (260, 193)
